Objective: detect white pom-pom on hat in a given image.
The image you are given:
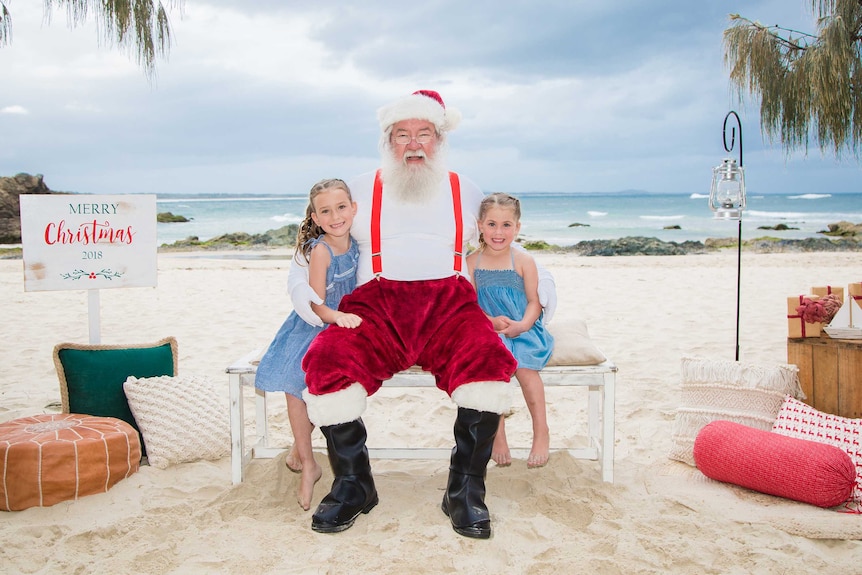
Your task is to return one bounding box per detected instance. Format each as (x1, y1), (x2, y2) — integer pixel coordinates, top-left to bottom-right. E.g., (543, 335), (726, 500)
(377, 89), (462, 133)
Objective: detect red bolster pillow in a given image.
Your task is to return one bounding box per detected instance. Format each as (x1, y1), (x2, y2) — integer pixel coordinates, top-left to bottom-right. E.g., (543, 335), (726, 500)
(693, 420), (855, 508)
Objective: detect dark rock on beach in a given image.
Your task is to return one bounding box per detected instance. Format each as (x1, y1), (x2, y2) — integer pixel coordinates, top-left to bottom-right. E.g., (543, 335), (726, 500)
(157, 211), (190, 223)
(560, 235), (862, 256)
(757, 223), (798, 231)
(818, 221), (862, 237)
(0, 173), (57, 243)
(746, 237), (862, 253)
(158, 224), (299, 251)
(569, 236), (707, 256)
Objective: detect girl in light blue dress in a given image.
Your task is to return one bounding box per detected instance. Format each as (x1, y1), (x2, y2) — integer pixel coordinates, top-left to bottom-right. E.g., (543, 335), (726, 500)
(255, 178), (360, 510)
(467, 193), (554, 469)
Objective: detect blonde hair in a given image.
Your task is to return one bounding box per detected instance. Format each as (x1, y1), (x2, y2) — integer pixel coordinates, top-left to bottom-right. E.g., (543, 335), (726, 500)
(295, 178), (352, 263)
(477, 192), (521, 248)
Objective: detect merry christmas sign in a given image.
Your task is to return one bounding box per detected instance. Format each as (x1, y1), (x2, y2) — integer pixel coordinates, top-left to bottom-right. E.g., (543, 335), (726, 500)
(20, 194), (157, 292)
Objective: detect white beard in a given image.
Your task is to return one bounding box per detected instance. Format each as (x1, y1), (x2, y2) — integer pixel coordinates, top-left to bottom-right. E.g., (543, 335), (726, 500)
(380, 142), (449, 204)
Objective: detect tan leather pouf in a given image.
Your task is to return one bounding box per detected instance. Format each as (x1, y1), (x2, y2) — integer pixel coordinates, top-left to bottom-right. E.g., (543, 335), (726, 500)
(0, 413), (141, 511)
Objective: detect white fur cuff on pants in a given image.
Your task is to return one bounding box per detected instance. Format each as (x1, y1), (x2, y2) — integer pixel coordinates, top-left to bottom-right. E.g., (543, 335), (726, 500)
(303, 383), (368, 427)
(451, 381), (513, 414)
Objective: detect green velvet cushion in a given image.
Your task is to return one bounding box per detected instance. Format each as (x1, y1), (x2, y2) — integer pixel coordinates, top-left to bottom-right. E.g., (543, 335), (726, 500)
(53, 337), (178, 456)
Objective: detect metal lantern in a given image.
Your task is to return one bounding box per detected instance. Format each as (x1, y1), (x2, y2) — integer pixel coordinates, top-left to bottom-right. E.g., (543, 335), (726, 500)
(709, 158), (746, 220)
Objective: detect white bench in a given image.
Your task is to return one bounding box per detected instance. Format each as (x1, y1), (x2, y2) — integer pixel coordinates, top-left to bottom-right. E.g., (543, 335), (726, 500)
(227, 351), (616, 485)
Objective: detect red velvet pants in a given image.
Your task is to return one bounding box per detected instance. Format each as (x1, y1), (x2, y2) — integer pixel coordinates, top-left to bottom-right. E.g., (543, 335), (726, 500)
(302, 276), (517, 397)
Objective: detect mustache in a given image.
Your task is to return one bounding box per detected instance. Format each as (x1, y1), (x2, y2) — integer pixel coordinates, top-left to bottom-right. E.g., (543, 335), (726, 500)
(403, 150), (427, 161)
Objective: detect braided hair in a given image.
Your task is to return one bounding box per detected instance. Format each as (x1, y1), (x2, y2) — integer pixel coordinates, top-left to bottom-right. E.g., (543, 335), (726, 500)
(294, 178), (352, 264)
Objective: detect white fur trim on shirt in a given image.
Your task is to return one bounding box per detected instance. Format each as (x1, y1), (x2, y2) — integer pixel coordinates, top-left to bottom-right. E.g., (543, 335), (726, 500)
(450, 381), (513, 415)
(303, 383), (368, 427)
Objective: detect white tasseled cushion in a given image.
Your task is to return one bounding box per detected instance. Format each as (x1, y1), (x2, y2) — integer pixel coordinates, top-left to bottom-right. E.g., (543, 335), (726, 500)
(123, 374), (230, 469)
(668, 357), (803, 466)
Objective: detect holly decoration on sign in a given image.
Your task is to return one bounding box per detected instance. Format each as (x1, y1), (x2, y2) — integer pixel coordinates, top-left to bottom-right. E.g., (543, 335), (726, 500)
(61, 269), (124, 281)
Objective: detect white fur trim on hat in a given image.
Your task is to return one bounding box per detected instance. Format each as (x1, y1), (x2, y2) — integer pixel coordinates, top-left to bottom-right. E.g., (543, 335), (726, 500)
(303, 382), (368, 426)
(450, 381), (513, 415)
(377, 90), (462, 133)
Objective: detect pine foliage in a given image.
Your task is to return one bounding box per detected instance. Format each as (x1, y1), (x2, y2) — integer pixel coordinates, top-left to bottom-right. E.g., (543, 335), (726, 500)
(0, 2), (9, 47)
(724, 0), (862, 158)
(0, 0), (184, 79)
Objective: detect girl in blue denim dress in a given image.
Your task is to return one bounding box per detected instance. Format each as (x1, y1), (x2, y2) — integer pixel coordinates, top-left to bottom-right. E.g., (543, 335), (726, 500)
(255, 178), (360, 510)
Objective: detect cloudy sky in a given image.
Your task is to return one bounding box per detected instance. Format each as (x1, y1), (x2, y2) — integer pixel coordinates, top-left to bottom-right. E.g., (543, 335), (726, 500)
(1, 1), (859, 197)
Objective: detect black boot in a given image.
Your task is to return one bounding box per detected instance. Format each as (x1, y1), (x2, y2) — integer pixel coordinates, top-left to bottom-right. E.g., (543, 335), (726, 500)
(311, 418), (378, 533)
(441, 407), (498, 539)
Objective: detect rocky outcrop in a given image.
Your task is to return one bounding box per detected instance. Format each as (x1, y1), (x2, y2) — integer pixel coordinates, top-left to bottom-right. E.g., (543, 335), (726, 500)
(563, 235), (861, 256)
(0, 173), (56, 243)
(819, 221), (862, 237)
(158, 225), (299, 251)
(747, 237), (862, 253)
(570, 236), (708, 256)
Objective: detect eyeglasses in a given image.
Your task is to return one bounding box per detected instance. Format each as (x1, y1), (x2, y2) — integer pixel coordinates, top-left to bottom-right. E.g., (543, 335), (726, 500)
(392, 133), (435, 145)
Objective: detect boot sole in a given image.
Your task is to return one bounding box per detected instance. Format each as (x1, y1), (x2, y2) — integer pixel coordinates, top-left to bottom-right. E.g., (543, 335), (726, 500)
(311, 494), (379, 534)
(440, 501), (491, 539)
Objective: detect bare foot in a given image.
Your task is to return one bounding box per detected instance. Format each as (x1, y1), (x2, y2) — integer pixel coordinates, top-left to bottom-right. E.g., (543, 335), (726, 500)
(527, 429), (550, 469)
(296, 461), (322, 511)
(285, 445), (302, 473)
(492, 429), (512, 467)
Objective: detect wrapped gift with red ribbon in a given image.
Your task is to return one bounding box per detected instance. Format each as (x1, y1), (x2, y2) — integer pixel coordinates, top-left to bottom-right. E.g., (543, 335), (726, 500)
(787, 294), (824, 338)
(810, 285), (844, 323)
(849, 282), (862, 303)
(810, 285), (844, 304)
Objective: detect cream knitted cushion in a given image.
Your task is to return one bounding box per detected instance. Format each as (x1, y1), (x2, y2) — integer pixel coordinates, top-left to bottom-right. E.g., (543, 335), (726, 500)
(123, 374), (230, 469)
(668, 357), (803, 466)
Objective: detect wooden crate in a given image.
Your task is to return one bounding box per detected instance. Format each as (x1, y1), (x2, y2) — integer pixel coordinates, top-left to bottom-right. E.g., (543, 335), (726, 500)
(787, 335), (862, 418)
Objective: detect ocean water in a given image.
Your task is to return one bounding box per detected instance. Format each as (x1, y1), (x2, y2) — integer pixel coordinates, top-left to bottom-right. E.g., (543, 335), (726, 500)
(156, 192), (862, 247)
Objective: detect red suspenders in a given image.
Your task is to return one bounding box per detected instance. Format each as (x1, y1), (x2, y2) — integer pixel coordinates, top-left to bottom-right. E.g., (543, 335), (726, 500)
(450, 172), (463, 272)
(371, 170), (384, 276)
(370, 169), (463, 277)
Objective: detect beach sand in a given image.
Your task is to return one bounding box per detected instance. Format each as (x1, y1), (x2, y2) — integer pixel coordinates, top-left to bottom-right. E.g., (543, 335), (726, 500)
(2, 250), (861, 574)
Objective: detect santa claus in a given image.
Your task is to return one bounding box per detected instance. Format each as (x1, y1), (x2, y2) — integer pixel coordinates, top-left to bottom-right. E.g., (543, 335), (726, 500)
(289, 90), (556, 539)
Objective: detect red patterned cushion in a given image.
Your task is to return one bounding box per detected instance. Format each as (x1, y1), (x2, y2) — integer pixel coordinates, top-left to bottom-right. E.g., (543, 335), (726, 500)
(771, 395), (862, 503)
(693, 420), (855, 508)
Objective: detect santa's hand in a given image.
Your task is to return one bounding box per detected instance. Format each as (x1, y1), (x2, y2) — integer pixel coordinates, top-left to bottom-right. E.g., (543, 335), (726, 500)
(288, 256), (324, 327)
(537, 268), (557, 324)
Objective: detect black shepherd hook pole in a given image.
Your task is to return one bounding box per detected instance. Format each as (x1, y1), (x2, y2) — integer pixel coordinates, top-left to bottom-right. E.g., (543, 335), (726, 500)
(723, 110), (743, 361)
(723, 110), (743, 167)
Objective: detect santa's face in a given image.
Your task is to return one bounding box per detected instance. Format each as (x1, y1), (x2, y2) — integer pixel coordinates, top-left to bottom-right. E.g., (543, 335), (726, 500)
(389, 119), (438, 166)
(381, 118), (447, 203)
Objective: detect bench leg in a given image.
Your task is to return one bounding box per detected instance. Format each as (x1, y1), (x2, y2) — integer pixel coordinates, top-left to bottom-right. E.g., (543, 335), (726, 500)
(255, 387), (268, 448)
(229, 372), (246, 484)
(601, 371), (615, 483)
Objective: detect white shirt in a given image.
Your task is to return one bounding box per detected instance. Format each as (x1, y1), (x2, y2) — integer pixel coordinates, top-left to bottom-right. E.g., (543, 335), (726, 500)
(347, 170), (483, 285)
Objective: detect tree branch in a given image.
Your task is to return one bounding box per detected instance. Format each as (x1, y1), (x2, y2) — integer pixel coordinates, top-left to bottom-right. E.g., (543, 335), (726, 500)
(730, 14), (814, 51)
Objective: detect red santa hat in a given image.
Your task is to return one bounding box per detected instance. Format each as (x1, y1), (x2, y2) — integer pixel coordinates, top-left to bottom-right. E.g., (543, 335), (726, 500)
(377, 89), (462, 134)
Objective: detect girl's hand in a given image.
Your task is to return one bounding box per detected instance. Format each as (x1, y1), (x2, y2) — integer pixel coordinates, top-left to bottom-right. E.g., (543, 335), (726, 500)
(334, 313), (362, 329)
(500, 320), (528, 339)
(491, 315), (511, 332)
